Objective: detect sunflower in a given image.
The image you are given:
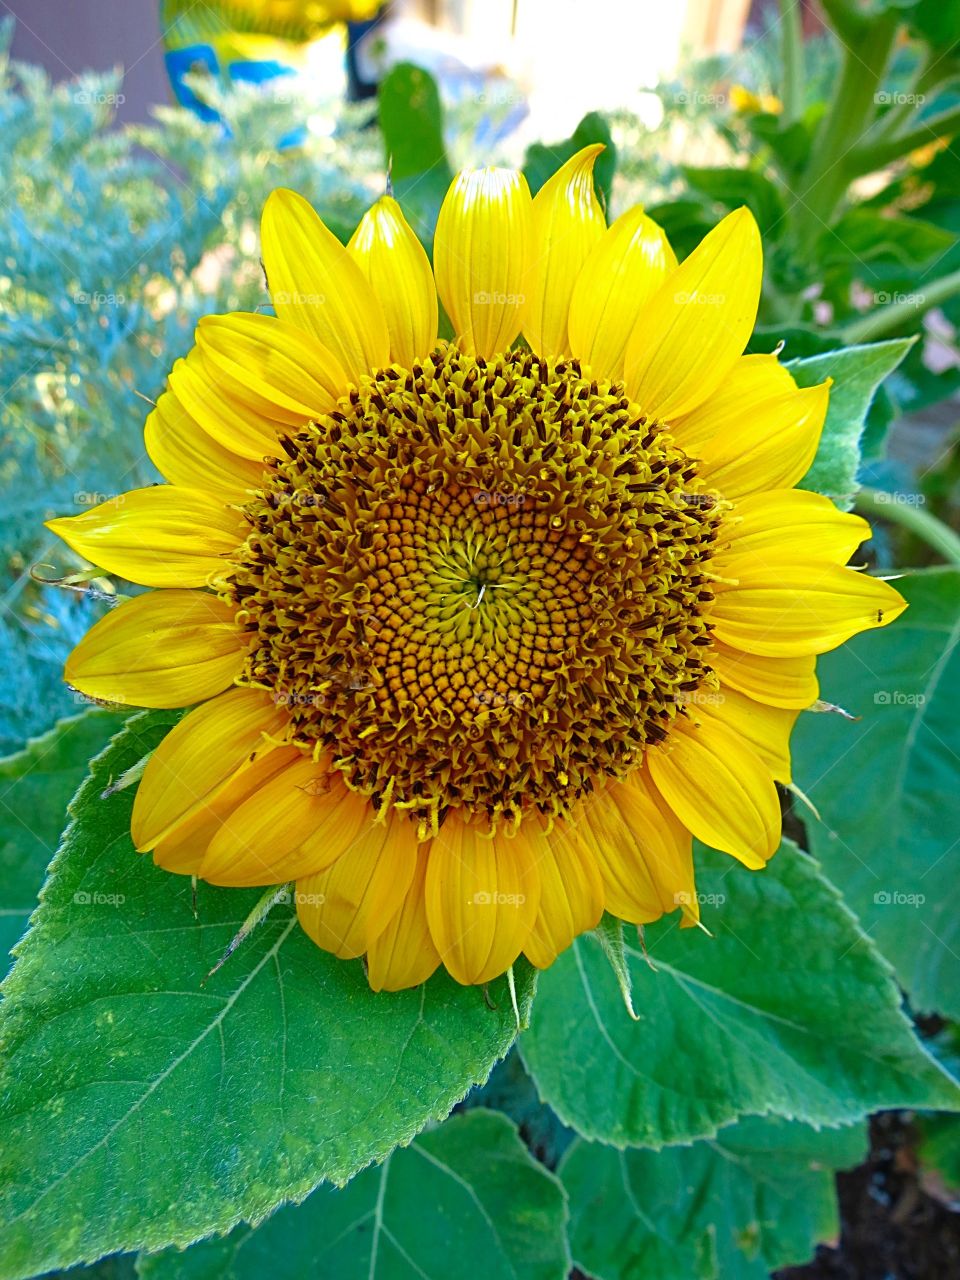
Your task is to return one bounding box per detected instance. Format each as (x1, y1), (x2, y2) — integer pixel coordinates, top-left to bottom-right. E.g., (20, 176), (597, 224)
(48, 146), (906, 990)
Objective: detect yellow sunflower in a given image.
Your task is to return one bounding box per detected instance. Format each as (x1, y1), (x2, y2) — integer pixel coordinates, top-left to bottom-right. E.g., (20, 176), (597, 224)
(47, 146), (906, 990)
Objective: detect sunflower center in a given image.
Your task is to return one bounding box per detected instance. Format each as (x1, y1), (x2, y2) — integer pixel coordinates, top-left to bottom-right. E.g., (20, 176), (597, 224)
(226, 345), (723, 836)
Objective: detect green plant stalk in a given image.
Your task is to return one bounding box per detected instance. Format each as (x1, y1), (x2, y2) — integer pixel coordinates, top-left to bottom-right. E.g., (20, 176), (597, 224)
(844, 268), (960, 343)
(851, 104), (960, 174)
(856, 488), (960, 567)
(779, 0), (805, 123)
(790, 14), (898, 242)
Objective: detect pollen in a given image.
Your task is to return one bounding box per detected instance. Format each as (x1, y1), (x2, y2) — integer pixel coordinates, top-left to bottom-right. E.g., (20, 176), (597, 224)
(225, 344), (723, 834)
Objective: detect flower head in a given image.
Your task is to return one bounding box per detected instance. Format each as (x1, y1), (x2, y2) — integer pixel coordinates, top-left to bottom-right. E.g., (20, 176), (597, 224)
(48, 148), (906, 989)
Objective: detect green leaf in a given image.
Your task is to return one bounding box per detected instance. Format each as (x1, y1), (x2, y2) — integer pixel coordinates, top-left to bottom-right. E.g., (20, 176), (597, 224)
(560, 1116), (866, 1280)
(681, 166), (786, 236)
(788, 338), (914, 507)
(378, 61), (452, 252)
(138, 1109), (569, 1280)
(824, 210), (955, 270)
(523, 112), (617, 212)
(520, 841), (959, 1149)
(792, 567), (960, 1020)
(0, 712), (536, 1279)
(0, 707), (125, 972)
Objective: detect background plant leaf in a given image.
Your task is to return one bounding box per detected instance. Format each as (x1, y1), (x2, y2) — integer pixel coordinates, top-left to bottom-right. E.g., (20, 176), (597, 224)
(138, 1109), (569, 1280)
(792, 567), (960, 1019)
(560, 1115), (866, 1280)
(0, 712), (536, 1280)
(520, 840), (959, 1148)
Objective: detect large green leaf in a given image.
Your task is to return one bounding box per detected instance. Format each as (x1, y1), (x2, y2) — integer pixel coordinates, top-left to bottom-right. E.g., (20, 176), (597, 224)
(523, 112), (617, 212)
(0, 712), (536, 1280)
(561, 1116), (866, 1280)
(682, 166), (786, 236)
(792, 567), (960, 1019)
(520, 841), (959, 1148)
(139, 1109), (569, 1280)
(789, 338), (914, 506)
(378, 62), (452, 252)
(0, 708), (124, 970)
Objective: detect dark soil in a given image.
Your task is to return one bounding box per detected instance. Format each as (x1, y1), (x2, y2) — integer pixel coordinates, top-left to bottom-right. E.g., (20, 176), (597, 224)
(775, 1112), (960, 1280)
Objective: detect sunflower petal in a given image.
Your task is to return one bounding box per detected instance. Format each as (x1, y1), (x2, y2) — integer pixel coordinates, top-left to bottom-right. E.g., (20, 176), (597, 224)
(577, 767), (698, 924)
(347, 195), (438, 367)
(695, 381), (830, 499)
(709, 642), (819, 710)
(131, 688), (289, 850)
(434, 167), (533, 360)
(424, 816), (539, 985)
(522, 145), (606, 359)
(567, 205), (676, 381)
(196, 312), (347, 421)
(717, 488), (871, 565)
(168, 352), (290, 460)
(711, 560), (909, 656)
(671, 353), (795, 451)
(648, 715), (781, 867)
(366, 849), (441, 992)
(522, 817), (604, 969)
(696, 684), (799, 782)
(296, 812), (419, 959)
(46, 487), (245, 588)
(261, 187), (389, 378)
(65, 590), (245, 709)
(145, 388), (266, 499)
(624, 207), (762, 420)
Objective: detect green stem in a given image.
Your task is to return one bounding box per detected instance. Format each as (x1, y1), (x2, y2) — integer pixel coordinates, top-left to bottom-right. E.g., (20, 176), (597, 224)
(850, 103), (960, 174)
(779, 0), (804, 122)
(856, 488), (960, 566)
(844, 268), (960, 343)
(790, 15), (897, 241)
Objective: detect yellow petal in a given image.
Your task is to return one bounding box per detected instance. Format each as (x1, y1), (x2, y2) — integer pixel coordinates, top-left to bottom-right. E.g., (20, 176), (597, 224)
(567, 205), (676, 381)
(366, 849), (441, 992)
(671, 353), (795, 451)
(168, 351), (289, 460)
(522, 145), (607, 359)
(522, 816), (604, 969)
(144, 387), (266, 500)
(648, 715), (781, 867)
(347, 195), (438, 367)
(695, 381), (830, 499)
(624, 207), (762, 420)
(46, 487), (245, 588)
(424, 816), (540, 985)
(132, 688), (289, 850)
(65, 590), (245, 709)
(296, 812), (419, 960)
(203, 768), (371, 886)
(695, 683), (799, 782)
(196, 312), (347, 422)
(717, 489), (870, 565)
(709, 641), (819, 710)
(711, 560), (908, 656)
(261, 187), (389, 378)
(576, 767), (698, 924)
(433, 167), (533, 360)
(151, 746), (301, 876)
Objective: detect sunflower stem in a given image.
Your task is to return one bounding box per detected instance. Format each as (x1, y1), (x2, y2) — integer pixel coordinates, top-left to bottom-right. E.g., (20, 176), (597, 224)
(843, 269), (960, 344)
(778, 0), (804, 124)
(855, 487), (960, 567)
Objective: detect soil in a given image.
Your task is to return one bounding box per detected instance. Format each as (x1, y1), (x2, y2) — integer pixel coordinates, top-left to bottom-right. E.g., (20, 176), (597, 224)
(774, 1112), (960, 1280)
